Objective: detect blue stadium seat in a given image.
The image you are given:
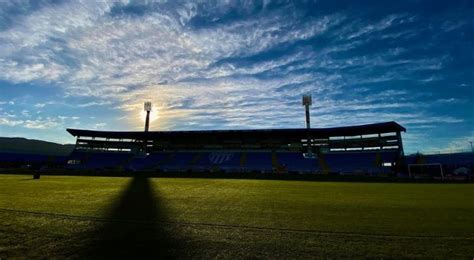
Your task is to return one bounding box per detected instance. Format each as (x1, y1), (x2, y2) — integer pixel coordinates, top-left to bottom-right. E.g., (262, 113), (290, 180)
(324, 151), (397, 174)
(212, 152), (242, 172)
(127, 153), (169, 171)
(67, 151), (131, 170)
(277, 152), (319, 173)
(189, 152), (212, 171)
(159, 152), (195, 172)
(245, 152), (272, 172)
(193, 152), (241, 172)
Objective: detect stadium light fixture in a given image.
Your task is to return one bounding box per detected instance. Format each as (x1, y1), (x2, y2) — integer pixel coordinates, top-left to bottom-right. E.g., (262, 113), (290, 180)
(144, 102), (152, 112)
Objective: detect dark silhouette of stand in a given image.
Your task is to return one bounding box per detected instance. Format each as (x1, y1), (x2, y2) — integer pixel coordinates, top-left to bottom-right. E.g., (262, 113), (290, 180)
(82, 177), (180, 259)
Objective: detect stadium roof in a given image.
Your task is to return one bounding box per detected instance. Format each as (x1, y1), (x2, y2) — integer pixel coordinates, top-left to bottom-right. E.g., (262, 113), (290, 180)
(67, 121), (405, 140)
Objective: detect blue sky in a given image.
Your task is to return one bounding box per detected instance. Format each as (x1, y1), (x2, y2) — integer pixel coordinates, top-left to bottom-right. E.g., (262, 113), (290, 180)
(0, 0), (472, 153)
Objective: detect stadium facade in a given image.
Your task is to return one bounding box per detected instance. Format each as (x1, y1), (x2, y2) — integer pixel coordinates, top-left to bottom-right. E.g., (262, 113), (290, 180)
(1, 98), (472, 178)
(65, 121), (406, 175)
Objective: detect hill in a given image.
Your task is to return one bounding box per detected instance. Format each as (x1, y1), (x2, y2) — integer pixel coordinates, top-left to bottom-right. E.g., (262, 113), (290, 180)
(0, 137), (74, 156)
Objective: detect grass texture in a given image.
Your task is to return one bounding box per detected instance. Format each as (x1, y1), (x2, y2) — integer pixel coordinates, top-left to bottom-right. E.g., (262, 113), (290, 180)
(0, 174), (473, 258)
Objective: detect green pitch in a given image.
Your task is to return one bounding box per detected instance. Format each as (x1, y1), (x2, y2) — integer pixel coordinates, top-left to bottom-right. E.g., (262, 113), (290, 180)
(0, 174), (473, 258)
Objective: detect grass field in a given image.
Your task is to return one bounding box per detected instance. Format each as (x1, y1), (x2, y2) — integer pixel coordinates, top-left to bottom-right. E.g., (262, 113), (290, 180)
(0, 174), (473, 258)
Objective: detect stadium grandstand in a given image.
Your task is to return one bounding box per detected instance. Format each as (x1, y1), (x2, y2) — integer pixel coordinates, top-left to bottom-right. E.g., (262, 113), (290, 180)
(1, 96), (472, 178)
(61, 95), (407, 175)
(65, 121), (405, 175)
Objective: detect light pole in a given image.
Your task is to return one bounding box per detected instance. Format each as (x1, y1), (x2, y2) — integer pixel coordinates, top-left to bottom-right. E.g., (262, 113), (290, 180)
(144, 102), (152, 132)
(143, 102), (152, 154)
(302, 94), (313, 157)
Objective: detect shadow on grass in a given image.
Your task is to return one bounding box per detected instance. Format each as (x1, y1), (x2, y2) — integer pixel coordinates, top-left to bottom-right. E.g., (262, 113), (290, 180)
(81, 176), (181, 259)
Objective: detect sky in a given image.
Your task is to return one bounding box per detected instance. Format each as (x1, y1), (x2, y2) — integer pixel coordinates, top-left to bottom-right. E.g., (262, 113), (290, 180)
(0, 0), (472, 153)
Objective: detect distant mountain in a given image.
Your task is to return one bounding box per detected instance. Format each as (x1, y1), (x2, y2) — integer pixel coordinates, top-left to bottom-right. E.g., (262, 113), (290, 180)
(0, 137), (75, 156)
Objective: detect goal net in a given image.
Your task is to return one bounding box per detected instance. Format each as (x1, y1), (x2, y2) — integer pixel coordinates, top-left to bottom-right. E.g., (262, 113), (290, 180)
(408, 163), (444, 179)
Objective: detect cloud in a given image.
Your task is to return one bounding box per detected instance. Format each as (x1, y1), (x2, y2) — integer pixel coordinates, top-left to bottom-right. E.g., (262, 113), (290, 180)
(0, 117), (23, 127)
(21, 109), (30, 117)
(93, 122), (107, 130)
(417, 131), (474, 154)
(0, 1), (471, 151)
(443, 132), (474, 152)
(0, 101), (16, 106)
(0, 115), (59, 129)
(77, 101), (112, 108)
(344, 14), (411, 40)
(0, 2), (343, 92)
(23, 118), (59, 129)
(0, 109), (82, 130)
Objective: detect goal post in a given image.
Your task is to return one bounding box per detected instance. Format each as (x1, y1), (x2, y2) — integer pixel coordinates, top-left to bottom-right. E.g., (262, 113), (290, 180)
(408, 163), (444, 179)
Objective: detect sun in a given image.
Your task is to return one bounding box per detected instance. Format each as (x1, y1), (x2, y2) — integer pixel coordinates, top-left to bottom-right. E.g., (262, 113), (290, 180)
(139, 108), (159, 123)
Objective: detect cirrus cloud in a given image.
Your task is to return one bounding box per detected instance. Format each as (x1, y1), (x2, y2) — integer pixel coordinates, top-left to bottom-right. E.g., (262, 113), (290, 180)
(0, 0), (472, 152)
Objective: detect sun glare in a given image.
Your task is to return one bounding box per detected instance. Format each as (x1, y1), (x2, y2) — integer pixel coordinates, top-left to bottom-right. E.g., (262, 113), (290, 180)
(140, 109), (159, 123)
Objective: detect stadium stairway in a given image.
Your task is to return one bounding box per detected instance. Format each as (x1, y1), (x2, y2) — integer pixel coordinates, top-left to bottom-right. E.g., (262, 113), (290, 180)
(271, 151), (285, 174)
(317, 153), (330, 174)
(239, 152), (247, 170)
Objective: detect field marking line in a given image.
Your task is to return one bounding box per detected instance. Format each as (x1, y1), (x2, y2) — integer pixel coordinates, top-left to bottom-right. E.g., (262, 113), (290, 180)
(0, 225), (67, 239)
(0, 207), (473, 240)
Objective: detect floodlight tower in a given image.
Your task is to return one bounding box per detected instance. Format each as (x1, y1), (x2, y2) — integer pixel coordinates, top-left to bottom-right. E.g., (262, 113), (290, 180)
(144, 101), (152, 132)
(302, 94), (315, 158)
(302, 94), (312, 129)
